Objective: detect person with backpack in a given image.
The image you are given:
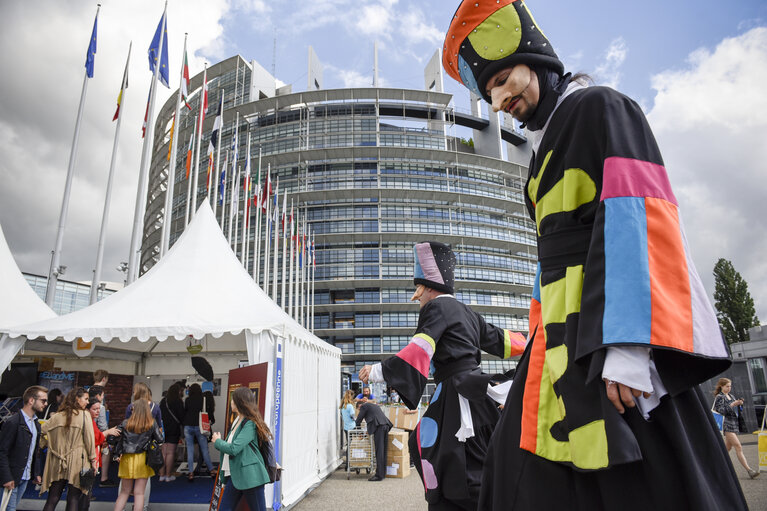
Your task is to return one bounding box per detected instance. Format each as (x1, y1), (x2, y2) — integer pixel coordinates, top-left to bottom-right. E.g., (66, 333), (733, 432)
(211, 387), (271, 511)
(112, 400), (163, 511)
(159, 383), (184, 482)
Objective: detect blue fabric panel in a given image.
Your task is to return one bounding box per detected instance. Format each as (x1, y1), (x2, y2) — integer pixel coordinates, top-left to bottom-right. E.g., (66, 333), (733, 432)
(603, 197), (652, 344)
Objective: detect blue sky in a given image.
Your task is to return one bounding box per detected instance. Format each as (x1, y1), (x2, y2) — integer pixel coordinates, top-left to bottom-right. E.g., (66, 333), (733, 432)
(1, 0), (766, 321)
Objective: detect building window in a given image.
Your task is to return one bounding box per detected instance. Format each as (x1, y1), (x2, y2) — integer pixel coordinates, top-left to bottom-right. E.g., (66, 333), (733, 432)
(749, 358), (767, 393)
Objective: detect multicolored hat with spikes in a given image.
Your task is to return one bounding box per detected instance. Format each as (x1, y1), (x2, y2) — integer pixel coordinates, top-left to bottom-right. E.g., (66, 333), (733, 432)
(442, 0), (563, 103)
(413, 241), (456, 294)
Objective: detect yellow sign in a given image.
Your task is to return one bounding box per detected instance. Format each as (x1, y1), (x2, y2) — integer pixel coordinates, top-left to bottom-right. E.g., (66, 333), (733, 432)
(72, 337), (95, 358)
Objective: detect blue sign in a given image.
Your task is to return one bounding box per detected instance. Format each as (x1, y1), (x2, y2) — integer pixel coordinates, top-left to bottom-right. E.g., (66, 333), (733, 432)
(272, 338), (283, 510)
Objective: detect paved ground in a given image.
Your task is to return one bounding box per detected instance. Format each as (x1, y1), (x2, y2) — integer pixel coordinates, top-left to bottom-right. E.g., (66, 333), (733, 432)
(20, 434), (766, 510)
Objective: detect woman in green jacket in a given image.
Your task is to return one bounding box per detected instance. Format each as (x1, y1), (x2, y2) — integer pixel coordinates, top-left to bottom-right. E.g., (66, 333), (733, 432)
(211, 387), (271, 511)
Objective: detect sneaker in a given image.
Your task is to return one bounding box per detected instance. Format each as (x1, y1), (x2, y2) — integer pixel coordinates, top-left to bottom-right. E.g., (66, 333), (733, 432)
(166, 475), (176, 482)
(159, 476), (167, 482)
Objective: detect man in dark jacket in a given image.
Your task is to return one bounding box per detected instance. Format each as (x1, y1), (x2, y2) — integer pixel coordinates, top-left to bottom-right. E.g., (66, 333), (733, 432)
(0, 385), (47, 511)
(355, 402), (393, 481)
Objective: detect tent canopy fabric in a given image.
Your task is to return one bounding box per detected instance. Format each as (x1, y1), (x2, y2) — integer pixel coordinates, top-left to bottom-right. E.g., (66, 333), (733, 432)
(0, 223), (56, 331)
(7, 203), (336, 357)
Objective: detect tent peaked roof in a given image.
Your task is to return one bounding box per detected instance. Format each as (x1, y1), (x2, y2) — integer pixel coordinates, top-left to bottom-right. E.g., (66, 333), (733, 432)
(8, 202), (314, 344)
(0, 222), (55, 331)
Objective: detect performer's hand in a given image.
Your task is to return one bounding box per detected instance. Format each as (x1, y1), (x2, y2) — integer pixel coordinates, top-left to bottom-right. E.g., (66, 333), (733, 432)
(359, 365), (372, 384)
(604, 379), (651, 414)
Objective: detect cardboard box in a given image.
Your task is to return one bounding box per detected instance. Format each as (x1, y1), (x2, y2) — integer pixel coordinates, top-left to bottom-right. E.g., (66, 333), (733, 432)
(385, 406), (419, 431)
(385, 454), (411, 478)
(388, 429), (410, 458)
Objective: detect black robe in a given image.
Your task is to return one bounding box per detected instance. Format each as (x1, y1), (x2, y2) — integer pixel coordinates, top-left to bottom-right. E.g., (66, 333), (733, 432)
(381, 295), (525, 509)
(480, 85), (746, 509)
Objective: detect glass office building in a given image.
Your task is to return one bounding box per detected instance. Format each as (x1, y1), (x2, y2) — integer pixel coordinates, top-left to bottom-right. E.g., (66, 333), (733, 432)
(24, 274), (118, 315)
(143, 54), (536, 378)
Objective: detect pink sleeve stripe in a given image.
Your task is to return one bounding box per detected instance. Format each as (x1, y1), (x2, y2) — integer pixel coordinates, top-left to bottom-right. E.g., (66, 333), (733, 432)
(396, 342), (431, 378)
(601, 156), (677, 206)
(416, 243), (445, 285)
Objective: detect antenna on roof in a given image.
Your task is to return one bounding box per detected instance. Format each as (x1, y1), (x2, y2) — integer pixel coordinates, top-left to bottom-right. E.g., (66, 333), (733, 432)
(373, 41), (379, 88)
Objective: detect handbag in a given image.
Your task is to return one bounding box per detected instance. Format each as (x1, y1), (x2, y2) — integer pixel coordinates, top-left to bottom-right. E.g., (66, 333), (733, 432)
(253, 437), (281, 483)
(144, 423), (164, 472)
(79, 413), (96, 493)
(759, 410), (767, 471)
(711, 397), (724, 434)
(199, 396), (211, 435)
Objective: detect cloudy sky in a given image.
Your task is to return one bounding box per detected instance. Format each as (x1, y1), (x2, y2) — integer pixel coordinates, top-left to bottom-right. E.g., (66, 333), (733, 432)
(1, 0), (765, 320)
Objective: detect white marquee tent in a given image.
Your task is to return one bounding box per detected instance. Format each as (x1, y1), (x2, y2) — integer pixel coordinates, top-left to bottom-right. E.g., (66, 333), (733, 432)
(0, 223), (56, 373)
(6, 203), (341, 508)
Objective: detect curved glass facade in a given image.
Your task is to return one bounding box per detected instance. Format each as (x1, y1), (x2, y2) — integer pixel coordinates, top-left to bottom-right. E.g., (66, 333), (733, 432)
(144, 55), (535, 376)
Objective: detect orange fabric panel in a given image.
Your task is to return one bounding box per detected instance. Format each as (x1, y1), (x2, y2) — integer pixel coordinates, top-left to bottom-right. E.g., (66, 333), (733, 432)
(442, 0), (517, 83)
(646, 197), (693, 352)
(520, 298), (543, 453)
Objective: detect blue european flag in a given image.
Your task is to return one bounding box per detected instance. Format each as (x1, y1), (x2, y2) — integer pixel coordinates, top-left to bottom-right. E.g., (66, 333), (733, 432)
(148, 13), (170, 88)
(218, 169), (226, 206)
(85, 14), (97, 78)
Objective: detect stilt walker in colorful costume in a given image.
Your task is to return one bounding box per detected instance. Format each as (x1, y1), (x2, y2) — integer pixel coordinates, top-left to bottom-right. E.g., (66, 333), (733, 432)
(359, 241), (526, 510)
(441, 1), (748, 509)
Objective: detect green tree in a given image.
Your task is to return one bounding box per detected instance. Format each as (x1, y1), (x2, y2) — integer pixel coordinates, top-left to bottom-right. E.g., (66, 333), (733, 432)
(713, 258), (760, 344)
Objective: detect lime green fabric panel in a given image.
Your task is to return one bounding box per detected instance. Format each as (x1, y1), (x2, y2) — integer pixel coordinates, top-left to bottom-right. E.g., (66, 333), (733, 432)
(467, 5), (522, 61)
(545, 344), (567, 383)
(413, 332), (436, 351)
(534, 353), (571, 462)
(527, 150), (551, 207)
(569, 420), (609, 469)
(539, 265), (584, 326)
(535, 168), (596, 234)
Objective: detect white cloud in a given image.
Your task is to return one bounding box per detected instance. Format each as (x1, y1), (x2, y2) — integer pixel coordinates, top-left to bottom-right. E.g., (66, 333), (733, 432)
(647, 27), (767, 320)
(0, 0), (230, 286)
(594, 37), (627, 89)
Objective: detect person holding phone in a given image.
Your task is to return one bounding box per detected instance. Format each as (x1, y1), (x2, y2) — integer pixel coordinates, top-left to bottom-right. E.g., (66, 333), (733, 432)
(713, 378), (759, 478)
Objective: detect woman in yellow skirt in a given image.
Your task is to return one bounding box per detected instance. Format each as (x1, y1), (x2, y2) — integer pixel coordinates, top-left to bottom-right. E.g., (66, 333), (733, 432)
(113, 400), (163, 511)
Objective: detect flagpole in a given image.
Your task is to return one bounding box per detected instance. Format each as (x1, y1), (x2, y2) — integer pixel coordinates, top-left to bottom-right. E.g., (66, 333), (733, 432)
(127, 2), (167, 284)
(190, 63), (207, 220)
(293, 207), (300, 322)
(271, 178), (279, 302)
(311, 231), (316, 333)
(46, 4), (100, 305)
(254, 149), (263, 283)
(262, 165), (272, 296)
(280, 191), (287, 310)
(211, 92), (224, 211)
(240, 171), (249, 265)
(184, 116), (197, 227)
(227, 154), (236, 244)
(90, 40), (130, 304)
(287, 201), (295, 318)
(160, 33), (187, 256)
(302, 214), (308, 327)
(234, 166), (241, 259)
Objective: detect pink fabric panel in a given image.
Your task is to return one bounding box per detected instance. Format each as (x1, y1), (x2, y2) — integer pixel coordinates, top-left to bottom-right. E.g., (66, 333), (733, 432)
(601, 156), (678, 206)
(416, 243), (444, 285)
(396, 342), (431, 378)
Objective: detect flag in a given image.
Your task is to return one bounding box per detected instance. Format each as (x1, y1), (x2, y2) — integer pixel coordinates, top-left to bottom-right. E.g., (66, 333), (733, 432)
(85, 12), (98, 78)
(290, 204), (295, 241)
(185, 118), (196, 178)
(200, 71), (209, 123)
(253, 155), (261, 209)
(181, 48), (192, 110)
(206, 97), (223, 188)
(243, 172), (252, 226)
(312, 234), (316, 268)
(260, 167), (271, 212)
(272, 178), (279, 223)
(148, 12), (170, 88)
(281, 191), (287, 237)
(166, 114), (175, 160)
(218, 152), (228, 206)
(141, 91), (151, 138)
(112, 51), (129, 121)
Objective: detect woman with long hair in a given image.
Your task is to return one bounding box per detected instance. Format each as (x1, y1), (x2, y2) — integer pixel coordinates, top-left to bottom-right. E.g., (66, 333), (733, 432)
(211, 388), (271, 511)
(38, 388), (64, 421)
(159, 383), (185, 481)
(713, 378), (759, 478)
(80, 399), (120, 511)
(40, 387), (97, 511)
(339, 390), (356, 450)
(113, 399), (163, 511)
(181, 384), (215, 481)
(125, 382), (163, 430)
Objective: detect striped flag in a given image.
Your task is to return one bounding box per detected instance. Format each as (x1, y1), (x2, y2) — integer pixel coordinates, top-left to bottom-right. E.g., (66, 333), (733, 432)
(181, 48), (192, 110)
(206, 97), (223, 189)
(281, 190), (287, 237)
(185, 118), (196, 178)
(260, 167), (271, 212)
(218, 152), (228, 206)
(166, 114), (175, 161)
(112, 49), (129, 121)
(141, 91), (151, 138)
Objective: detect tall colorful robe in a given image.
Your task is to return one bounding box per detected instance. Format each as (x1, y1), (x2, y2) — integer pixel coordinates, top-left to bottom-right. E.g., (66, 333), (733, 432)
(382, 295), (525, 509)
(480, 85), (747, 510)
